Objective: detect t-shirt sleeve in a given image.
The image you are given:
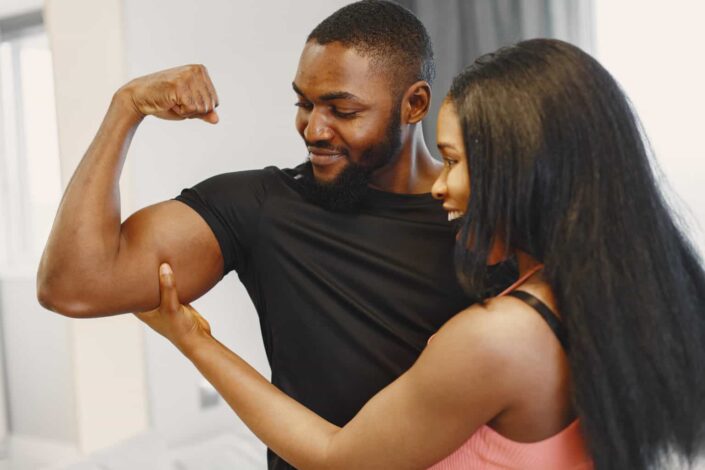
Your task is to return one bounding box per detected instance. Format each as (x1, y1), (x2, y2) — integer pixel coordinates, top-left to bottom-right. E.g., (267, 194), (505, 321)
(174, 168), (272, 275)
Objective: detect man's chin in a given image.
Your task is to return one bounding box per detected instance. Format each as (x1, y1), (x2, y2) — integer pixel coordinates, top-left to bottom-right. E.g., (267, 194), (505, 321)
(310, 157), (349, 183)
(298, 160), (372, 212)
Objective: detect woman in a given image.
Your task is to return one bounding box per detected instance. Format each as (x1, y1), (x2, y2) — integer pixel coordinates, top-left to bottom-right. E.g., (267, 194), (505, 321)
(137, 39), (705, 469)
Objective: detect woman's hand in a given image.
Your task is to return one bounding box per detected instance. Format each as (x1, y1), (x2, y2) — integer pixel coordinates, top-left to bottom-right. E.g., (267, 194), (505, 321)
(135, 263), (212, 353)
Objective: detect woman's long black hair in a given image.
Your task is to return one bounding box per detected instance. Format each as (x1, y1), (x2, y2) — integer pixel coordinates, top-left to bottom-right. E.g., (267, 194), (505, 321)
(450, 38), (705, 469)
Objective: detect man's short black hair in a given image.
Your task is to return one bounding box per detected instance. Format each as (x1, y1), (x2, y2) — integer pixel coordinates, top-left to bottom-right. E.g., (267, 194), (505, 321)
(307, 0), (435, 93)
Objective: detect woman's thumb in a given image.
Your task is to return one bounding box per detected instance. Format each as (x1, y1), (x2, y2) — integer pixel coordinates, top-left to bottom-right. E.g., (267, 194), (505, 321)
(159, 263), (179, 312)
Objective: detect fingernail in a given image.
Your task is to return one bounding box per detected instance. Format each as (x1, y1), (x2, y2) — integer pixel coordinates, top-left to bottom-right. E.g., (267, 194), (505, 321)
(160, 263), (172, 276)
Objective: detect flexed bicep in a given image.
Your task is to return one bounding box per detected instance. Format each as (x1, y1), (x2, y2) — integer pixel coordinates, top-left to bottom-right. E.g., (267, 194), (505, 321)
(106, 200), (224, 316)
(43, 200), (223, 318)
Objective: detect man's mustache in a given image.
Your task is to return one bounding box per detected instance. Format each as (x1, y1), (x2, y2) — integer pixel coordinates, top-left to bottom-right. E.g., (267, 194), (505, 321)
(305, 141), (348, 155)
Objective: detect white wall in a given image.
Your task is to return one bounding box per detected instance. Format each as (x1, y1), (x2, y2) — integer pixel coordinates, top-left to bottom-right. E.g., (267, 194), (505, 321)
(0, 277), (76, 442)
(0, 0), (41, 18)
(595, 0), (705, 255)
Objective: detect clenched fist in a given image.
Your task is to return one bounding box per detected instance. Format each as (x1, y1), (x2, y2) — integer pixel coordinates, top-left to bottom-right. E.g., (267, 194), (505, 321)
(117, 64), (220, 124)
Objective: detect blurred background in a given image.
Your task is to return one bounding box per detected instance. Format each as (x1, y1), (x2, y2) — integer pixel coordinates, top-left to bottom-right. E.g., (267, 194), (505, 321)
(0, 0), (702, 468)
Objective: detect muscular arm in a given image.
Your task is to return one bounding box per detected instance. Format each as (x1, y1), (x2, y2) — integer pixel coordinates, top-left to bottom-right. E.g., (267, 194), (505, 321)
(37, 65), (223, 317)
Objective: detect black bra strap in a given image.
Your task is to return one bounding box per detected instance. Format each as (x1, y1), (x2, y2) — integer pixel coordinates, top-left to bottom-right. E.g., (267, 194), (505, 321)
(506, 290), (570, 353)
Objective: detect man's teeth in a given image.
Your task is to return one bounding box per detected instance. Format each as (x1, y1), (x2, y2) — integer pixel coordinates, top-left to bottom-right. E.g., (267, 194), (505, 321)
(448, 211), (464, 221)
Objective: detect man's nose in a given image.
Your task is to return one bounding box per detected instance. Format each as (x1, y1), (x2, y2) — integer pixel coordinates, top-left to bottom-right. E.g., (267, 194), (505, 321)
(304, 109), (333, 143)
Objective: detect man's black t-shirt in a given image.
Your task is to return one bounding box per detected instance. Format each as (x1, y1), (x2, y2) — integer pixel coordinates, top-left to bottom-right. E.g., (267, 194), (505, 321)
(176, 163), (474, 469)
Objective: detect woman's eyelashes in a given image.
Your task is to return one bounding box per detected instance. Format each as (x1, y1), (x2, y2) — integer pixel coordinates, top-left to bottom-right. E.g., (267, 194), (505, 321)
(443, 157), (458, 168)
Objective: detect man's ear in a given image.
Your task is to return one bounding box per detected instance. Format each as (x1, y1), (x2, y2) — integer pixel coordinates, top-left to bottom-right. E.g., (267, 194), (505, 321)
(401, 81), (431, 124)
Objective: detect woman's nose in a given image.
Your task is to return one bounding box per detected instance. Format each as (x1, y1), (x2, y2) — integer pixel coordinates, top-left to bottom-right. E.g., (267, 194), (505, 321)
(431, 176), (447, 200)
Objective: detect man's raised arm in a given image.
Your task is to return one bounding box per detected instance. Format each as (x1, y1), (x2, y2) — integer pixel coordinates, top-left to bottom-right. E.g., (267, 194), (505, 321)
(37, 65), (224, 318)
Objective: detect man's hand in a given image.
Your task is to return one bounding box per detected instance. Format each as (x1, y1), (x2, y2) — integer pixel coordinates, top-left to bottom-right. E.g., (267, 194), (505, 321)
(135, 263), (213, 353)
(117, 64), (220, 124)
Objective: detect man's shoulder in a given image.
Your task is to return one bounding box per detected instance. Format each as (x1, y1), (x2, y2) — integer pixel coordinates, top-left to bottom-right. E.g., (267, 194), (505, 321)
(188, 164), (298, 195)
(203, 163), (304, 187)
(206, 165), (279, 182)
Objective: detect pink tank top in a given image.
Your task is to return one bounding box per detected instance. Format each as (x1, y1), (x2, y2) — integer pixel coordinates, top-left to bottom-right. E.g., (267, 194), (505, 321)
(427, 265), (594, 469)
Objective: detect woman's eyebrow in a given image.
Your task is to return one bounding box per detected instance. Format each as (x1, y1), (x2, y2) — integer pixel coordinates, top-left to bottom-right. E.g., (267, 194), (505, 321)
(437, 142), (459, 152)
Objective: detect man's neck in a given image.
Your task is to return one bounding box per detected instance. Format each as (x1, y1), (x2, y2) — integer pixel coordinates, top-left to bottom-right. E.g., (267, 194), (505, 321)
(369, 125), (443, 194)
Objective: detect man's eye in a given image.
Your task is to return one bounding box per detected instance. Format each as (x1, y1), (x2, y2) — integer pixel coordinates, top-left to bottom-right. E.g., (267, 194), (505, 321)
(294, 101), (312, 110)
(331, 107), (358, 119)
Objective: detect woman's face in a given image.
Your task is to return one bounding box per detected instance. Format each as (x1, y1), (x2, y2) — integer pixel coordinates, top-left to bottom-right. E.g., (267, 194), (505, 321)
(432, 100), (470, 221)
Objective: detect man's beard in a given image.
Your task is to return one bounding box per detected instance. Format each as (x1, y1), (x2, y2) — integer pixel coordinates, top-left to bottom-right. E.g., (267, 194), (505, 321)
(298, 109), (402, 212)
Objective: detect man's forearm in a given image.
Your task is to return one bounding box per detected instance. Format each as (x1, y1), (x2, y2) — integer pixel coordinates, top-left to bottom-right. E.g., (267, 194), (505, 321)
(38, 91), (142, 314)
(184, 335), (339, 470)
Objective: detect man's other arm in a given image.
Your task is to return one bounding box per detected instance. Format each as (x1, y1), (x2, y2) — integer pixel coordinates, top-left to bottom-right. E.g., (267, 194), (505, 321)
(37, 65), (224, 318)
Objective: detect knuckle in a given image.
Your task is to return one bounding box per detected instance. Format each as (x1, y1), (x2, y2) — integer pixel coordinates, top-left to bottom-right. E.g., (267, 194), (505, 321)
(179, 92), (193, 106)
(187, 64), (205, 77)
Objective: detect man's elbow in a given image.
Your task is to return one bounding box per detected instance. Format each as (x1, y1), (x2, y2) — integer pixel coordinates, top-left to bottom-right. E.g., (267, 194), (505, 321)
(36, 274), (96, 318)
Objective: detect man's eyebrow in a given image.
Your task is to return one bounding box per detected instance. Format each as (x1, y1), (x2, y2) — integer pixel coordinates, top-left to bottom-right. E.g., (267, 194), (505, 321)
(292, 82), (306, 97)
(292, 83), (361, 102)
(319, 91), (360, 102)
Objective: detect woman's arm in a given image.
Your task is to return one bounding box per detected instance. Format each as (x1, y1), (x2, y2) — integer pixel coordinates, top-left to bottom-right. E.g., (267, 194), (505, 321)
(137, 264), (520, 469)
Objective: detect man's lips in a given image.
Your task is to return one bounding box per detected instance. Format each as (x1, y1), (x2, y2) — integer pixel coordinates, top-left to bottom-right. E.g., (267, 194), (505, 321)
(308, 148), (346, 166)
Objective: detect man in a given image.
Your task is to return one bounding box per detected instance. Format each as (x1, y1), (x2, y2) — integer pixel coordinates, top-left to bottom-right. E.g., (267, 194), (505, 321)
(38, 1), (480, 468)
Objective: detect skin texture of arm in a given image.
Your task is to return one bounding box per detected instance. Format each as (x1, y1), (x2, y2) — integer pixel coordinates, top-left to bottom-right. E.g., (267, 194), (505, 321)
(37, 65), (224, 318)
(138, 264), (525, 470)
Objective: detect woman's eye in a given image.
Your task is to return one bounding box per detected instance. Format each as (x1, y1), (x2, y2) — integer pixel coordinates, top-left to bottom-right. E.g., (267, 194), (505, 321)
(444, 158), (457, 168)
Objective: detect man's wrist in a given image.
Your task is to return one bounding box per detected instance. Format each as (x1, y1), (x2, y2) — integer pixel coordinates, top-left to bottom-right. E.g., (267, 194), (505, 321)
(110, 86), (145, 126)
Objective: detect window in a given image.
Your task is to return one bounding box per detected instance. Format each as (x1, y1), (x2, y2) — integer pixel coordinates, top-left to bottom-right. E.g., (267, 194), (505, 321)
(0, 11), (61, 275)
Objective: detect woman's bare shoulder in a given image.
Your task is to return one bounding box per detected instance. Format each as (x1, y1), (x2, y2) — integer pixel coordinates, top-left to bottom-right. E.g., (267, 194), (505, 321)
(427, 294), (567, 392)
